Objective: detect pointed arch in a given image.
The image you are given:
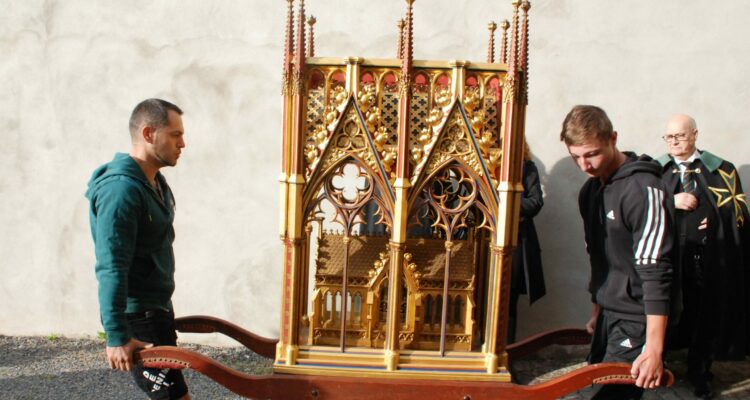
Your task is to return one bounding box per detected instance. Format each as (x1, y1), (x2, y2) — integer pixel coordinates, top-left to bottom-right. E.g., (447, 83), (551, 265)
(410, 100), (497, 210)
(304, 95), (394, 204)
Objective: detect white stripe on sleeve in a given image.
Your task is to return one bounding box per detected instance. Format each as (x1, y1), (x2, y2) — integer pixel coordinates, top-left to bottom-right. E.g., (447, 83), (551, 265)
(648, 188), (666, 264)
(635, 187), (666, 265)
(634, 187), (655, 265)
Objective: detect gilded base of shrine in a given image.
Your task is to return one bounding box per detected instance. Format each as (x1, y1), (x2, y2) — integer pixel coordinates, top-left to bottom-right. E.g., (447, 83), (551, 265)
(273, 346), (511, 382)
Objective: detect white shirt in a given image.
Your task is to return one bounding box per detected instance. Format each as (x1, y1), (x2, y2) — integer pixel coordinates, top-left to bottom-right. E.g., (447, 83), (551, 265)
(675, 150), (701, 181)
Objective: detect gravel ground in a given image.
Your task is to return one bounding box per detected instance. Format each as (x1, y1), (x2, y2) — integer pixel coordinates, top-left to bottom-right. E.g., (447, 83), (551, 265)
(1, 335), (748, 399)
(0, 335), (271, 399)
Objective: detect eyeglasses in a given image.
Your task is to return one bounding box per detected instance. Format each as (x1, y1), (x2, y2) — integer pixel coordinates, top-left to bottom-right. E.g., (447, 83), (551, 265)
(662, 132), (692, 142)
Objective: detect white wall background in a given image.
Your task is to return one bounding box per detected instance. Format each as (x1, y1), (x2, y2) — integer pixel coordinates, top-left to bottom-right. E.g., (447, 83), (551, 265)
(1, 0), (748, 345)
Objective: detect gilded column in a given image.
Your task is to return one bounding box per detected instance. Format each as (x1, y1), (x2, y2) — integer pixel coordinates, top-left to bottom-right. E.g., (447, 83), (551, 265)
(384, 0), (415, 372)
(450, 60), (466, 101)
(277, 0), (296, 363)
(339, 234), (351, 352)
(282, 0), (308, 366)
(300, 222), (313, 330)
(485, 0), (525, 375)
(345, 57), (363, 97)
(439, 240), (454, 355)
(279, 0), (295, 241)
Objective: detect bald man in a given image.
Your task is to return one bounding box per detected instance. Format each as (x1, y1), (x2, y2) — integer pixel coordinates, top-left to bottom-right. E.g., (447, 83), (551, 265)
(656, 115), (750, 398)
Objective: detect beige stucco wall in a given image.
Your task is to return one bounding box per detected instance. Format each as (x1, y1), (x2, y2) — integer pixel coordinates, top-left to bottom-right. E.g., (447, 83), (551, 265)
(1, 0), (748, 345)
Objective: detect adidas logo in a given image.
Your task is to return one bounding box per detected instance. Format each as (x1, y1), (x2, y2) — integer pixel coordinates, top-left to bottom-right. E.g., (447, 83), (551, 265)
(606, 210), (615, 220)
(619, 338), (633, 348)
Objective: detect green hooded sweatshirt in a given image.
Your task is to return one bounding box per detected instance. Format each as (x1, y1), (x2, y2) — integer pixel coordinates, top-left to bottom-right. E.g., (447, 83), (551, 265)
(85, 153), (176, 346)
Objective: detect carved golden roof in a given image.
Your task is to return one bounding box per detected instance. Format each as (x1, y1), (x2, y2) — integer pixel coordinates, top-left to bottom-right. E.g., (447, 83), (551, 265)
(316, 234), (389, 278)
(404, 237), (474, 281)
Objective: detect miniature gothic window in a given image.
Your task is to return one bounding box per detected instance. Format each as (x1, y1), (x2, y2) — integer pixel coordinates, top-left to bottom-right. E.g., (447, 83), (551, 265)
(353, 293), (362, 323)
(424, 294), (433, 326)
(400, 284), (408, 325)
(325, 291), (333, 322)
(334, 292), (342, 323)
(454, 296), (462, 328)
(379, 285), (388, 324)
(435, 295), (443, 326)
(446, 296), (453, 325)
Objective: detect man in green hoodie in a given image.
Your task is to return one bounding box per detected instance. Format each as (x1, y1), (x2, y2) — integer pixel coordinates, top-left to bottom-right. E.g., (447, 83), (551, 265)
(86, 98), (190, 399)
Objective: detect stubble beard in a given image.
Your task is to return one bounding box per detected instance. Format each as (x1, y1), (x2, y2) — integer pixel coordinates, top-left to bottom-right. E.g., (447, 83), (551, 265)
(154, 150), (177, 168)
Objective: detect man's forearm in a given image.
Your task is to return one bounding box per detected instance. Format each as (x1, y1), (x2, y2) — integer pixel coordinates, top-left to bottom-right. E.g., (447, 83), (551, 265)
(644, 314), (668, 354)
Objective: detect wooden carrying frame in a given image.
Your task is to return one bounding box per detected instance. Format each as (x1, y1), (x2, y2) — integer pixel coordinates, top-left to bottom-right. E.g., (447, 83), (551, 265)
(137, 1), (674, 398)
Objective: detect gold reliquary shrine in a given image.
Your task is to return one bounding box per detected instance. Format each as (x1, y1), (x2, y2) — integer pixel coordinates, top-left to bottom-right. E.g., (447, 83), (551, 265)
(276, 0), (532, 382)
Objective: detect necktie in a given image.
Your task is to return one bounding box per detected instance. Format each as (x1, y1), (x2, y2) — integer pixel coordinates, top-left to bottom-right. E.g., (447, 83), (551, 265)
(681, 161), (697, 193)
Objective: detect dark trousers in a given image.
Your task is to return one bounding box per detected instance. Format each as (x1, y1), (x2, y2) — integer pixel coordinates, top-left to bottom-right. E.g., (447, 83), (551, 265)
(126, 310), (188, 400)
(507, 246), (526, 344)
(507, 282), (520, 344)
(675, 244), (714, 383)
(588, 311), (646, 400)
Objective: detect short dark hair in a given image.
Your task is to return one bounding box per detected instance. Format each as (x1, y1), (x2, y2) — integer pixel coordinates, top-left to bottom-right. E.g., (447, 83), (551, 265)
(560, 105), (613, 146)
(129, 98), (183, 138)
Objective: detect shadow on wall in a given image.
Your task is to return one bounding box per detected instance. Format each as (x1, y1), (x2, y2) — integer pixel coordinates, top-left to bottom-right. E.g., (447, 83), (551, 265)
(738, 164), (750, 196)
(516, 155), (592, 339)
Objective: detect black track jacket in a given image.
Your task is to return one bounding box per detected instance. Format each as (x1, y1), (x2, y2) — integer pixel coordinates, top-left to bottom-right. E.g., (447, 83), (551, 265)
(579, 153), (674, 322)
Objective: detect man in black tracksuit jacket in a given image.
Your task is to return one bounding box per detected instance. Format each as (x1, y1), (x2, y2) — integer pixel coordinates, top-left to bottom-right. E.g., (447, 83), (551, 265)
(561, 105), (674, 400)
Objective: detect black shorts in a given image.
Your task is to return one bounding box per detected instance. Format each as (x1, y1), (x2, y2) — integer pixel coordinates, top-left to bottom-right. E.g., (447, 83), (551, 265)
(587, 311), (647, 399)
(588, 310), (646, 364)
(126, 310), (188, 400)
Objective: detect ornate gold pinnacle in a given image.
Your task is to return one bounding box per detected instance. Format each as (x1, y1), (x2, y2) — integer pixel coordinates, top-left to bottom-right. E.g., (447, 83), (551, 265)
(500, 20), (510, 64)
(487, 22), (497, 63)
(307, 15), (316, 57)
(285, 0), (295, 54)
(295, 0), (306, 65)
(397, 19), (405, 59)
(520, 0), (531, 104)
(281, 0), (295, 96)
(508, 0), (520, 72)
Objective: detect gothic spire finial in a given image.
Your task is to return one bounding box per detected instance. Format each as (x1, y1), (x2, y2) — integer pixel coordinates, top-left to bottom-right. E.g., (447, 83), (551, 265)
(519, 1), (531, 104)
(487, 21), (497, 63)
(499, 19), (510, 64)
(295, 0), (306, 66)
(397, 19), (405, 59)
(508, 0), (521, 73)
(402, 0), (415, 71)
(285, 0), (295, 58)
(307, 15), (316, 57)
(282, 0), (295, 96)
